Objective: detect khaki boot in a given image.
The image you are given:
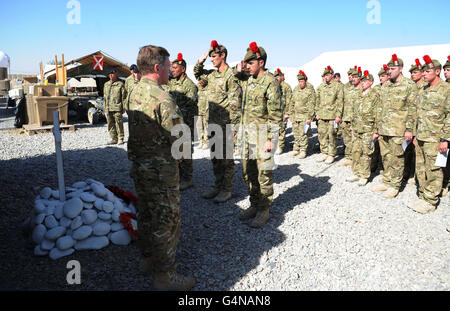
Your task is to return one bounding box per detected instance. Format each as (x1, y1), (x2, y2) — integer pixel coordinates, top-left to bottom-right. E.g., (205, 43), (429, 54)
(107, 140), (118, 145)
(250, 209), (270, 228)
(324, 155), (335, 164)
(316, 154), (328, 163)
(339, 159), (352, 167)
(275, 147), (283, 155)
(291, 150), (299, 156)
(202, 143), (209, 150)
(118, 139), (124, 145)
(180, 179), (193, 191)
(153, 271), (195, 291)
(239, 206), (258, 221)
(407, 199), (422, 210)
(407, 178), (416, 185)
(408, 199), (436, 214)
(346, 175), (359, 182)
(446, 226), (450, 233)
(441, 187), (449, 197)
(139, 257), (153, 275)
(213, 190), (232, 203)
(357, 178), (368, 186)
(298, 151), (306, 159)
(384, 187), (399, 199)
(202, 187), (220, 199)
(371, 183), (388, 192)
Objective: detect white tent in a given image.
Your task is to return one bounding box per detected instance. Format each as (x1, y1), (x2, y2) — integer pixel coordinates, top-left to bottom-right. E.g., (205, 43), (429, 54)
(0, 51), (10, 68)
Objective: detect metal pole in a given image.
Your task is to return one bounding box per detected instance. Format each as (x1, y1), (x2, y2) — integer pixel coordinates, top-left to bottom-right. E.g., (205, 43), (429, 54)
(52, 111), (66, 202)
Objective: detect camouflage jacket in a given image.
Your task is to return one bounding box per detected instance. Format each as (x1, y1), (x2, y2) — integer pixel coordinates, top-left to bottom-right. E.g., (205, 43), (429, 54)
(124, 75), (140, 111)
(167, 74), (198, 125)
(193, 63), (241, 126)
(342, 82), (358, 122)
(290, 84), (316, 121)
(415, 80), (450, 143)
(377, 76), (418, 137)
(316, 80), (344, 120)
(234, 70), (282, 142)
(353, 87), (378, 134)
(104, 80), (126, 112)
(280, 81), (292, 114)
(372, 84), (382, 97)
(197, 83), (209, 116)
(127, 78), (184, 162)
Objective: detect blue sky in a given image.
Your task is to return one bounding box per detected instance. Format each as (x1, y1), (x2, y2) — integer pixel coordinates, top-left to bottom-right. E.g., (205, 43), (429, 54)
(1, 0), (449, 73)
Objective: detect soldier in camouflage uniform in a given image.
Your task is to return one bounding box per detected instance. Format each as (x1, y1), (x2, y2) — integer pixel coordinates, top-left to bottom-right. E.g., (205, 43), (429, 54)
(127, 45), (194, 290)
(168, 53), (199, 190)
(346, 71), (378, 186)
(197, 78), (209, 149)
(407, 57), (449, 214)
(315, 66), (344, 164)
(441, 56), (450, 198)
(372, 54), (418, 199)
(124, 64), (141, 112)
(273, 68), (292, 154)
(289, 70), (315, 159)
(234, 42), (282, 228)
(340, 67), (362, 166)
(194, 40), (241, 203)
(104, 69), (127, 145)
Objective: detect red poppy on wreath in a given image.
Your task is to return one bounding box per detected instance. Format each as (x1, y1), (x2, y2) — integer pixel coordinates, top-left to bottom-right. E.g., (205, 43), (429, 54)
(119, 212), (138, 239)
(106, 186), (138, 206)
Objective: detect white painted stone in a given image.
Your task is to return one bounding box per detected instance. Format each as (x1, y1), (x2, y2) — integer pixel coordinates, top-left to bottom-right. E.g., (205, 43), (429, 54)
(94, 198), (104, 210)
(63, 198), (83, 219)
(56, 236), (75, 250)
(114, 199), (125, 213)
(81, 210), (97, 225)
(112, 210), (120, 222)
(54, 205), (63, 220)
(40, 187), (52, 200)
(98, 212), (111, 221)
(72, 225), (93, 240)
(66, 190), (83, 199)
(65, 187), (76, 192)
(60, 217), (72, 228)
(44, 215), (58, 229)
(70, 216), (83, 230)
(83, 202), (93, 209)
(93, 222), (110, 236)
(91, 183), (107, 197)
(46, 205), (55, 216)
(106, 190), (115, 202)
(34, 201), (46, 214)
(49, 248), (75, 260)
(74, 236), (109, 250)
(111, 222), (124, 232)
(81, 192), (96, 203)
(34, 213), (46, 225)
(32, 224), (47, 244)
(110, 230), (132, 246)
(102, 201), (114, 213)
(40, 239), (55, 251)
(34, 245), (48, 256)
(72, 181), (87, 188)
(45, 226), (66, 241)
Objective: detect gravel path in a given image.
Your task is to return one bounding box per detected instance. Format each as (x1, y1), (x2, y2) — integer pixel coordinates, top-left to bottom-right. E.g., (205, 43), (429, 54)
(0, 120), (448, 290)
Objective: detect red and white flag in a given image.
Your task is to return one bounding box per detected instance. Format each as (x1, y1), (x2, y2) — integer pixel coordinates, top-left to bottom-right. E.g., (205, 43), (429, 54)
(93, 55), (104, 70)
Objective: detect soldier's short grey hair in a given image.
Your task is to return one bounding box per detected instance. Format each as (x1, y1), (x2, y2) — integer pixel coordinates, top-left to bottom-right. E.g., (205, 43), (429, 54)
(137, 45), (170, 75)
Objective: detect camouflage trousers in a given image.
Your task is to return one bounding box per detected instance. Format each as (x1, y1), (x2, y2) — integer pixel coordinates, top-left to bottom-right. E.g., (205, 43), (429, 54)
(210, 126), (234, 192)
(292, 120), (310, 152)
(130, 160), (180, 273)
(278, 120), (287, 150)
(197, 114), (209, 144)
(379, 135), (404, 190)
(340, 121), (353, 160)
(370, 140), (384, 172)
(351, 132), (374, 179)
(179, 123), (194, 182)
(107, 111), (124, 142)
(317, 119), (337, 157)
(241, 146), (274, 211)
(415, 140), (443, 206)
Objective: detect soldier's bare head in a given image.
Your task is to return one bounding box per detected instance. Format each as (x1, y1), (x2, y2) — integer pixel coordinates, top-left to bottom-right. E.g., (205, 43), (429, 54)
(137, 45), (171, 85)
(388, 65), (403, 82)
(171, 62), (186, 79)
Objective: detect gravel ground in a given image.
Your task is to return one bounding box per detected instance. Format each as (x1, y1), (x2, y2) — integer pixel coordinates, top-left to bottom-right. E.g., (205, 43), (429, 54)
(0, 118), (449, 291)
